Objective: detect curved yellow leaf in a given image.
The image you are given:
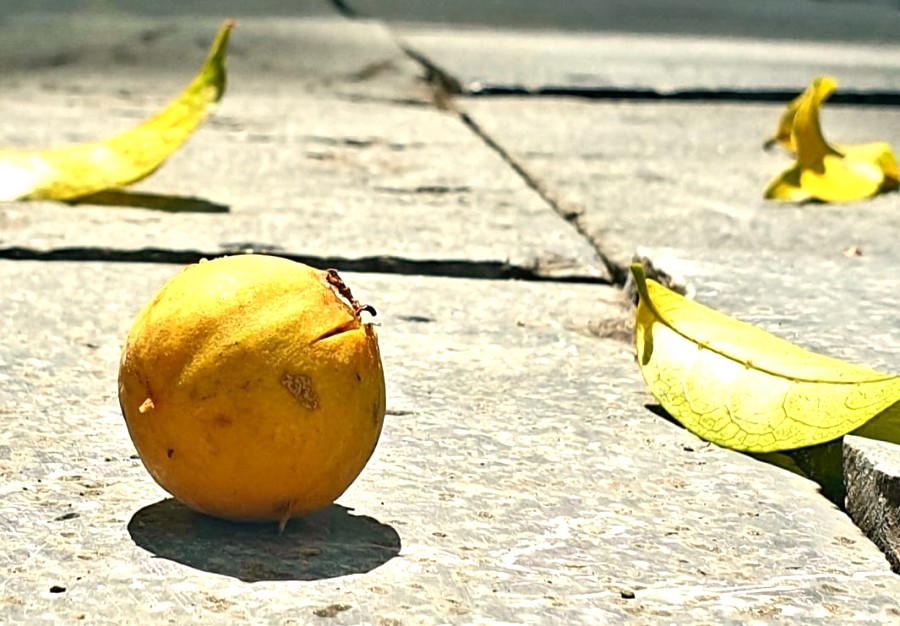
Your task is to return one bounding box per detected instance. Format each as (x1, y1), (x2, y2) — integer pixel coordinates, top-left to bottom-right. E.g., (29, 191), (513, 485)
(763, 77), (836, 152)
(0, 20), (233, 202)
(631, 263), (900, 453)
(764, 75), (898, 203)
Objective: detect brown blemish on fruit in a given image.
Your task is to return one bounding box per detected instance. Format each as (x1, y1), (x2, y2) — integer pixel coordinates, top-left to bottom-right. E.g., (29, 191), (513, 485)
(167, 448), (174, 459)
(280, 373), (319, 410)
(214, 414), (233, 427)
(139, 397), (155, 414)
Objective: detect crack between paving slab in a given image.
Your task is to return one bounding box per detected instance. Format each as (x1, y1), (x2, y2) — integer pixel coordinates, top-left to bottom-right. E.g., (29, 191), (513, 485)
(467, 85), (900, 106)
(0, 247), (606, 284)
(456, 110), (626, 285)
(328, 1), (900, 108)
(328, 3), (624, 283)
(328, 0), (359, 19)
(389, 44), (627, 284)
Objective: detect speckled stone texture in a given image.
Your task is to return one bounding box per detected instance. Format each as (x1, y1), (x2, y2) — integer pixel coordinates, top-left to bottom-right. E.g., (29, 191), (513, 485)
(2, 2), (900, 622)
(398, 30), (900, 94)
(0, 15), (604, 282)
(458, 98), (900, 273)
(0, 91), (603, 280)
(2, 261), (900, 624)
(344, 0), (900, 44)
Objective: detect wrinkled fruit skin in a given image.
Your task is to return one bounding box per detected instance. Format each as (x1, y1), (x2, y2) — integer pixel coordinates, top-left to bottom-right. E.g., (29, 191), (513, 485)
(118, 255), (386, 525)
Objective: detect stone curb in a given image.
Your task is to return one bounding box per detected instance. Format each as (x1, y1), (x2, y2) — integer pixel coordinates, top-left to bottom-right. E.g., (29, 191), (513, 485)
(844, 435), (900, 573)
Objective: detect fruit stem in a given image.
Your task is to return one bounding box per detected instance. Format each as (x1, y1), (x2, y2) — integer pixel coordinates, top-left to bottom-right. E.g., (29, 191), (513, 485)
(325, 269), (377, 317)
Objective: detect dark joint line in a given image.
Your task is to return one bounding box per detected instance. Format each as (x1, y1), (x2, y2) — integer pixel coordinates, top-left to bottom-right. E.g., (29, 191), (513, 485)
(467, 85), (900, 106)
(0, 247), (610, 285)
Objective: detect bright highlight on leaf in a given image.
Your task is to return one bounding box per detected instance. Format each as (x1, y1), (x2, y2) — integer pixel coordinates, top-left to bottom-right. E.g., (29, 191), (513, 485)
(631, 263), (900, 453)
(764, 76), (899, 203)
(0, 20), (233, 202)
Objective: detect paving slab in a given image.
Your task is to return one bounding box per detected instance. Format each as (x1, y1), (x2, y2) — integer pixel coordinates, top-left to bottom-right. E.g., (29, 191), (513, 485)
(460, 98), (900, 274)
(395, 27), (900, 94)
(0, 88), (604, 281)
(0, 8), (428, 102)
(2, 8), (615, 276)
(343, 0), (900, 43)
(356, 2), (900, 94)
(456, 75), (900, 573)
(2, 259), (900, 624)
(845, 436), (900, 573)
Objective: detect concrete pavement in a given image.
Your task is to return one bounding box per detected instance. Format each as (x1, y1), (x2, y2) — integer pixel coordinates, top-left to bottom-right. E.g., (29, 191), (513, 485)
(1, 1), (899, 623)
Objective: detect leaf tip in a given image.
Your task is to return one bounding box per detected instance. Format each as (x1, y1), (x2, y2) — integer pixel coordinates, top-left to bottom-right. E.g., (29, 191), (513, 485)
(211, 19), (235, 56)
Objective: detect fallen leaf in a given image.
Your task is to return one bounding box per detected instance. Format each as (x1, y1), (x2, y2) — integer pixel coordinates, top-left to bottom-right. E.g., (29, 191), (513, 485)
(763, 82), (808, 152)
(631, 263), (900, 452)
(0, 20), (233, 202)
(764, 76), (899, 203)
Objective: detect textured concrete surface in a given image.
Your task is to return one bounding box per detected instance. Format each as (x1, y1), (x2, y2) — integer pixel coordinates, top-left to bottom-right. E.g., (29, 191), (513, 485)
(0, 11), (428, 101)
(460, 98), (900, 274)
(344, 0), (900, 43)
(845, 436), (900, 574)
(2, 2), (900, 622)
(3, 261), (900, 624)
(398, 29), (900, 94)
(0, 78), (604, 281)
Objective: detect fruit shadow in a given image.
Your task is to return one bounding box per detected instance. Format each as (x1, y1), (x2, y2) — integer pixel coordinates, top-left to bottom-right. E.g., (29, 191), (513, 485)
(66, 190), (229, 213)
(645, 403), (846, 507)
(127, 498), (401, 583)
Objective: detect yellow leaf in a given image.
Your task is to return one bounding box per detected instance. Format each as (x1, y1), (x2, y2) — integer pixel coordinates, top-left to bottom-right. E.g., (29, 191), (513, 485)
(0, 20), (233, 202)
(631, 263), (900, 453)
(764, 76), (899, 203)
(763, 79), (818, 152)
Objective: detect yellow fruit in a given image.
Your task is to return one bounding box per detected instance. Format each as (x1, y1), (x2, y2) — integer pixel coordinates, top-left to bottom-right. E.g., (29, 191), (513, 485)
(118, 254), (385, 530)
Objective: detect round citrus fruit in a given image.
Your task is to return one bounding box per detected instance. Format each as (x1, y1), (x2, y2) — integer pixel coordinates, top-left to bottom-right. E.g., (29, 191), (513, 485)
(118, 254), (386, 530)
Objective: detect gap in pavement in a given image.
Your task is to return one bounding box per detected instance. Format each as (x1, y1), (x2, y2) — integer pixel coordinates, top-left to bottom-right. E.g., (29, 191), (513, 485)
(0, 246), (608, 285)
(337, 1), (899, 287)
(390, 42), (629, 285)
(325, 0), (644, 286)
(382, 37), (900, 288)
(467, 85), (900, 106)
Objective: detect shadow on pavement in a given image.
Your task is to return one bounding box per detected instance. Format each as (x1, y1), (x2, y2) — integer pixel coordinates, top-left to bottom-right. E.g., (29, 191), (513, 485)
(68, 190), (229, 213)
(128, 498), (401, 582)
